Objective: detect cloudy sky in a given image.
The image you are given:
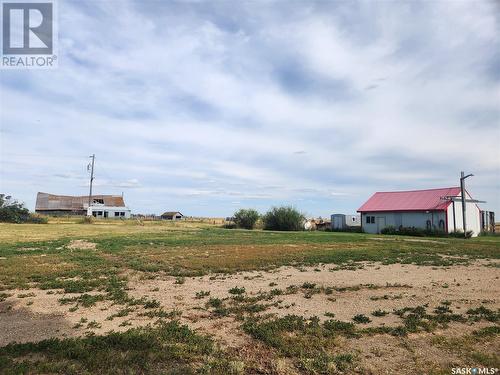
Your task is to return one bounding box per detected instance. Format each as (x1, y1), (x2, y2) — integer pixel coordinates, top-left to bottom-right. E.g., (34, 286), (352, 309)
(1, 0), (499, 217)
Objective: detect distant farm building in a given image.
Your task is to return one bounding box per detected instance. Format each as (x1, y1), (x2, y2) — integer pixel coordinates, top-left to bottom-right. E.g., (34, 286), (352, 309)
(357, 187), (483, 236)
(481, 211), (495, 233)
(35, 192), (131, 218)
(331, 214), (361, 230)
(161, 211), (184, 220)
(304, 218), (331, 231)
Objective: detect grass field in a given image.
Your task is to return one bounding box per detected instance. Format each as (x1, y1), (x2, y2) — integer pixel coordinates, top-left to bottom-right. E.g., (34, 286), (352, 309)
(0, 219), (499, 374)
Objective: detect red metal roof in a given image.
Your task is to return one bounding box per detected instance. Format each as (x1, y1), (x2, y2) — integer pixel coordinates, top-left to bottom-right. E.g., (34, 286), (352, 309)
(357, 187), (461, 212)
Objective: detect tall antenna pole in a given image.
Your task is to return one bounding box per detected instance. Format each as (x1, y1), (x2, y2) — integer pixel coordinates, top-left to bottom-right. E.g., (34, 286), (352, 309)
(88, 154), (95, 214)
(460, 171), (474, 239)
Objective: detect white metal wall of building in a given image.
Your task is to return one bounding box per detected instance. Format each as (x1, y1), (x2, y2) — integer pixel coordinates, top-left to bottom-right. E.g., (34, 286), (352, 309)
(361, 211), (447, 234)
(446, 194), (481, 235)
(361, 203), (481, 236)
(331, 214), (361, 230)
(87, 206), (131, 219)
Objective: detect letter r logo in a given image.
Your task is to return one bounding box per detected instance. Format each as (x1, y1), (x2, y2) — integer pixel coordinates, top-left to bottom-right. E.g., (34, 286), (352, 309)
(2, 2), (53, 54)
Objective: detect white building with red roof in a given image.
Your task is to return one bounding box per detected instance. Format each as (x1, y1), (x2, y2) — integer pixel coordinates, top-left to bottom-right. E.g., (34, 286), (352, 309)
(357, 187), (481, 236)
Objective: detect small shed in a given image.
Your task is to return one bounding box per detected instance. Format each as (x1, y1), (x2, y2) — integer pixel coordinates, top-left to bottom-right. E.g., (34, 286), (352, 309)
(331, 214), (361, 230)
(161, 211), (184, 220)
(481, 211), (495, 233)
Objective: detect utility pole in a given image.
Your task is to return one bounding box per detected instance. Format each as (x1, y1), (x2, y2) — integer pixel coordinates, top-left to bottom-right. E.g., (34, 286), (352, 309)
(460, 171), (473, 239)
(87, 154), (95, 215)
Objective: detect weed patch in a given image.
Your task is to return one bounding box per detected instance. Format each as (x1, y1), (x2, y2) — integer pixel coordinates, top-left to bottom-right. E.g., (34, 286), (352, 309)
(0, 321), (235, 375)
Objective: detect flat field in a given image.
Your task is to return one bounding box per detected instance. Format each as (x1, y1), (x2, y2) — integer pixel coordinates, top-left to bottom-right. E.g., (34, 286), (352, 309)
(0, 219), (499, 374)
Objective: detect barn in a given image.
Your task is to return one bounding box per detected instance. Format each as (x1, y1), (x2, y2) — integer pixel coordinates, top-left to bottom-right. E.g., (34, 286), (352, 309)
(357, 187), (482, 236)
(161, 211), (184, 220)
(35, 192), (131, 218)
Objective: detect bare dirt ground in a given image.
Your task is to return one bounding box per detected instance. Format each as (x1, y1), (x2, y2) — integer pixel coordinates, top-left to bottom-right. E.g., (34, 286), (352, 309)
(1, 261), (499, 372)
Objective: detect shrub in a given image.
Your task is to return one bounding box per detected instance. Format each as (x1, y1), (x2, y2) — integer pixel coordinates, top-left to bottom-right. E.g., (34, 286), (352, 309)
(262, 206), (305, 231)
(371, 309), (389, 317)
(328, 226), (363, 233)
(352, 314), (371, 324)
(233, 209), (260, 230)
(25, 213), (48, 224)
(449, 230), (473, 239)
(228, 286), (246, 295)
(380, 225), (472, 238)
(195, 290), (210, 299)
(79, 216), (95, 224)
(379, 226), (398, 235)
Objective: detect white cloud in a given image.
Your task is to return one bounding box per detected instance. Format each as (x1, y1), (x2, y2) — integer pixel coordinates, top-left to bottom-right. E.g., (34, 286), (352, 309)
(0, 0), (498, 216)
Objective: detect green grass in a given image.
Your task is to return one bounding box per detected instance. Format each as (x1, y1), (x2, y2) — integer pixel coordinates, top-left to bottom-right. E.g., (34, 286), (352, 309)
(1, 226), (499, 292)
(195, 290), (210, 299)
(58, 293), (105, 308)
(0, 321), (237, 374)
(371, 309), (389, 317)
(243, 315), (356, 373)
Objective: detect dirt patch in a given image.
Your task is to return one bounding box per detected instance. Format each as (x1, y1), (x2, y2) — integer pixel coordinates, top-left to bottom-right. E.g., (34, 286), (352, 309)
(349, 322), (499, 373)
(0, 289), (145, 346)
(123, 262), (498, 332)
(66, 240), (97, 251)
(369, 237), (447, 244)
(0, 261), (498, 372)
(0, 300), (74, 346)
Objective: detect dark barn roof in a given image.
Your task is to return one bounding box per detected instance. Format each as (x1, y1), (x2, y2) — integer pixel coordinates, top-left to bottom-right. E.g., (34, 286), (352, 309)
(35, 192), (126, 211)
(161, 211), (183, 217)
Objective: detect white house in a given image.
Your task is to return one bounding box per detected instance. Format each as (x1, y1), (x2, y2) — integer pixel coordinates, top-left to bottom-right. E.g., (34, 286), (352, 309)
(87, 204), (131, 219)
(357, 187), (482, 237)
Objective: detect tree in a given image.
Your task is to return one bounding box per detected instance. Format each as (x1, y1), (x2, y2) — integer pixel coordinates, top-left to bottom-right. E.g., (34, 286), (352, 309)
(0, 194), (47, 223)
(233, 208), (260, 230)
(262, 206), (305, 231)
(0, 194), (30, 223)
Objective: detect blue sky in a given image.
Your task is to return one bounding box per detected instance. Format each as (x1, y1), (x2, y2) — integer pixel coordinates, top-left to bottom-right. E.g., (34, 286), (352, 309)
(1, 0), (499, 217)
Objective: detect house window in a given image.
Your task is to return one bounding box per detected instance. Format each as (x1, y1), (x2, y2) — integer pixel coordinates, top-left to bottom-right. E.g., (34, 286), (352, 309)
(352, 217), (356, 222)
(366, 216), (370, 224)
(120, 212), (125, 217)
(426, 220), (432, 230)
(366, 216), (375, 224)
(92, 199), (104, 204)
(114, 212), (120, 217)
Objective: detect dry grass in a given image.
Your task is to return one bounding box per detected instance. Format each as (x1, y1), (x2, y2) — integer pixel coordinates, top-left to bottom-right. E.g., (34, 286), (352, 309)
(0, 218), (213, 243)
